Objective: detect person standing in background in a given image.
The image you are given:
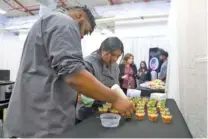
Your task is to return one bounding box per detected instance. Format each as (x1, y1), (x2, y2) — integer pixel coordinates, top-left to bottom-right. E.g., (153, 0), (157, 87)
(137, 61), (151, 84)
(119, 53), (137, 94)
(158, 51), (168, 82)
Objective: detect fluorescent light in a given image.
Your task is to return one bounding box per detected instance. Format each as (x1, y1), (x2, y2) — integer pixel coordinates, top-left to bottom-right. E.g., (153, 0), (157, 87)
(0, 9), (6, 14)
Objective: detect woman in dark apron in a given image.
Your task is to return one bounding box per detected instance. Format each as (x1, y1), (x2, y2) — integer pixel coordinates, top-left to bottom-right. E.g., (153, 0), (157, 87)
(137, 61), (151, 85)
(76, 37), (124, 123)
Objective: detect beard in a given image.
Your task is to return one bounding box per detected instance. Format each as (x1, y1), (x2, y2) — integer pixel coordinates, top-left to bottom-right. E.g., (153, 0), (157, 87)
(78, 22), (84, 39)
(79, 22), (82, 29)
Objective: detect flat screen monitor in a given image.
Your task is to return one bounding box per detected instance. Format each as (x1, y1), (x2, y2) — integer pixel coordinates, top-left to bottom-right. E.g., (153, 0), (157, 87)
(0, 70), (10, 80)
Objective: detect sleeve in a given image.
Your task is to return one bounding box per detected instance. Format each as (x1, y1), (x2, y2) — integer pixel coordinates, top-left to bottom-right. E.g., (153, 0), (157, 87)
(44, 24), (85, 77)
(84, 60), (95, 76)
(119, 64), (124, 80)
(133, 64), (138, 77)
(115, 64), (120, 85)
(163, 63), (168, 74)
(160, 64), (167, 77)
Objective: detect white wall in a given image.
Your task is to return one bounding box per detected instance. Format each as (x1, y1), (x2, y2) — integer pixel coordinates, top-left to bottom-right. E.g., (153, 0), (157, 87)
(114, 19), (169, 67)
(115, 19), (168, 38)
(81, 31), (109, 57)
(0, 30), (110, 81)
(169, 0), (207, 137)
(0, 32), (25, 81)
(166, 0), (180, 108)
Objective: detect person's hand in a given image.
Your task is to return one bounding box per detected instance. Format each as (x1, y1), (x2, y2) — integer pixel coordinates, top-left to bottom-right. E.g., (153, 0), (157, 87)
(112, 96), (135, 117)
(122, 75), (128, 79)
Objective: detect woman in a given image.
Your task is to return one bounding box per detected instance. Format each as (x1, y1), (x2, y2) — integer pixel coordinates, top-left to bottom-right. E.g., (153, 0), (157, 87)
(119, 53), (137, 95)
(137, 61), (151, 84)
(76, 37), (124, 122)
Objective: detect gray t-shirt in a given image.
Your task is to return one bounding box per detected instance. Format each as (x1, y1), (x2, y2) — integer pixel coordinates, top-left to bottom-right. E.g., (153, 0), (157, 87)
(159, 60), (168, 81)
(84, 52), (120, 87)
(75, 52), (120, 120)
(4, 12), (85, 137)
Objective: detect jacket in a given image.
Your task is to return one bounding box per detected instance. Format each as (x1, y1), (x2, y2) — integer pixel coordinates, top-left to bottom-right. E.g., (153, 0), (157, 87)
(119, 63), (137, 89)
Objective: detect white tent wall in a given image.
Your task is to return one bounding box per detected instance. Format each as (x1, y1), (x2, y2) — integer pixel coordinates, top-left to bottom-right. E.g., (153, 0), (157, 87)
(81, 31), (111, 57)
(169, 0), (207, 137)
(0, 32), (25, 81)
(0, 30), (109, 81)
(114, 19), (169, 68)
(166, 0), (180, 109)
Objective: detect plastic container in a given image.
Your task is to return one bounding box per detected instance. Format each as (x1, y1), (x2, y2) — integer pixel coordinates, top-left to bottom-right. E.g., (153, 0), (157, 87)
(100, 113), (121, 128)
(150, 93), (166, 101)
(127, 89), (141, 98)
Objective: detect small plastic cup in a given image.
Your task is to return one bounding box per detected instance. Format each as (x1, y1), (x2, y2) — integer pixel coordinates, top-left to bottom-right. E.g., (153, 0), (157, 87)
(100, 113), (121, 128)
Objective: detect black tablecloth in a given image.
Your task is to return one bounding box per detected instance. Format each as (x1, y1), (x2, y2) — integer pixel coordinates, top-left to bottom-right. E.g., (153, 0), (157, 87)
(61, 99), (192, 138)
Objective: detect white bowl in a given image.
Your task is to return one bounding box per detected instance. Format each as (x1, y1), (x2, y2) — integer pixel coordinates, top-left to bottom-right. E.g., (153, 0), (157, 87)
(150, 93), (166, 101)
(100, 113), (121, 128)
(127, 89), (141, 98)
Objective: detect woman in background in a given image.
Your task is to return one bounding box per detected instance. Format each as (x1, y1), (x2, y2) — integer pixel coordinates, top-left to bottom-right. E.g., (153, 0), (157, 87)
(119, 53), (137, 94)
(137, 61), (151, 84)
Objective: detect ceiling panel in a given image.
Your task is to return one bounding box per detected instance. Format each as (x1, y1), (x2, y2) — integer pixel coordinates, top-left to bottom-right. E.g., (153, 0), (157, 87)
(74, 0), (110, 6)
(0, 0), (40, 17)
(0, 0), (170, 17)
(94, 0), (170, 18)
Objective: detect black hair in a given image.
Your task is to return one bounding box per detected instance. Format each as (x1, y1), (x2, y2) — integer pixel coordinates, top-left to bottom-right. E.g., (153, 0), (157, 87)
(96, 37), (124, 62)
(98, 37), (124, 53)
(69, 6), (96, 34)
(160, 50), (169, 58)
(139, 61), (148, 72)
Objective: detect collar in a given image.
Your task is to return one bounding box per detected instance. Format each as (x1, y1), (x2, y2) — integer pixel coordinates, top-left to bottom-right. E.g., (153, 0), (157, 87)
(94, 53), (114, 78)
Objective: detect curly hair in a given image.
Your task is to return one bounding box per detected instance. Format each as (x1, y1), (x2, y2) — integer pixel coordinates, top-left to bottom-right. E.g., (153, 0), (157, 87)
(69, 6), (96, 34)
(122, 53), (134, 65)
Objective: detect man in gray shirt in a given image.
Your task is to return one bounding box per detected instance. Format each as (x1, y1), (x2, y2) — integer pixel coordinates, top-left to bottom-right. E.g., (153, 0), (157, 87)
(4, 7), (135, 138)
(159, 51), (168, 82)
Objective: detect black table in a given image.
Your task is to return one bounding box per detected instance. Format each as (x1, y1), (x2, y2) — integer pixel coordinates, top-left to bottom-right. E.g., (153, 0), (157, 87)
(137, 86), (165, 97)
(61, 99), (192, 138)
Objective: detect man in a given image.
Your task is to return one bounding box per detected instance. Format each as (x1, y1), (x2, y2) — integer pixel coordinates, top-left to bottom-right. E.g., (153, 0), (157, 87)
(159, 51), (168, 82)
(4, 7), (135, 138)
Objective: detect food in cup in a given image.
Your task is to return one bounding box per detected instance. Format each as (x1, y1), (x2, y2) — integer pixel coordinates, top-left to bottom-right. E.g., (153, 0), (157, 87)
(147, 100), (156, 108)
(148, 107), (157, 113)
(136, 108), (145, 113)
(136, 111), (145, 120)
(103, 103), (112, 109)
(98, 107), (108, 114)
(160, 108), (169, 113)
(110, 108), (119, 114)
(157, 100), (166, 108)
(162, 114), (172, 124)
(147, 103), (155, 109)
(158, 105), (166, 111)
(161, 110), (170, 116)
(137, 106), (145, 111)
(106, 102), (112, 107)
(148, 112), (158, 122)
